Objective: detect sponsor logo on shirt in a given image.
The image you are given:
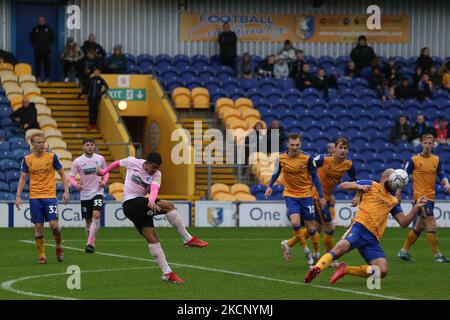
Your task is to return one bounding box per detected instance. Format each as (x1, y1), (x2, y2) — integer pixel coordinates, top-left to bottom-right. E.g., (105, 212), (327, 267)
(131, 175), (150, 189)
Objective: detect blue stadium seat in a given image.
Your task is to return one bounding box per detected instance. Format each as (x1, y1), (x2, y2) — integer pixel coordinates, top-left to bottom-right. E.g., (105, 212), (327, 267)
(127, 64), (141, 74)
(318, 55), (335, 67)
(155, 54), (173, 68)
(5, 171), (20, 183)
(0, 181), (9, 192)
(406, 56), (417, 68)
(229, 88), (245, 100)
(271, 184), (284, 199)
(247, 88), (265, 101)
(239, 79), (258, 91)
(184, 76), (202, 90)
(192, 55), (210, 68)
(0, 141), (10, 152)
(9, 181), (29, 193)
(337, 78), (351, 89)
(0, 150), (15, 161)
(266, 88), (284, 100)
(178, 65), (197, 78)
(217, 65), (235, 77)
(124, 54), (136, 65)
(360, 89), (378, 100)
(210, 88), (227, 103)
(165, 76), (183, 92)
(432, 56), (443, 67)
(0, 106), (12, 120)
(251, 184), (267, 200)
(279, 111), (298, 123)
(204, 78), (221, 91)
(277, 77), (295, 90)
(284, 88), (302, 100)
(222, 77), (240, 91)
(159, 65), (178, 78)
(434, 90), (449, 100)
(302, 88), (321, 99)
(141, 64), (154, 74)
(173, 54), (191, 68)
(137, 54), (154, 66)
(258, 77), (277, 91)
(197, 66), (216, 79)
(273, 100), (291, 113)
(104, 193), (115, 201)
(0, 192), (15, 201)
(304, 55), (317, 66)
(434, 98), (450, 111)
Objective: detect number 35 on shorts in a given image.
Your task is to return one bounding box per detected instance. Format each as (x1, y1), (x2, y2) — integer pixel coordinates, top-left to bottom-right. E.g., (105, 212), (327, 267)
(93, 198), (103, 207)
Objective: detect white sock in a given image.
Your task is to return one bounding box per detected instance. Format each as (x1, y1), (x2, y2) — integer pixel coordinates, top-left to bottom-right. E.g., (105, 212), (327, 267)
(166, 210), (192, 243)
(87, 218), (100, 245)
(148, 242), (172, 274)
(304, 248), (310, 254)
(85, 223), (91, 237)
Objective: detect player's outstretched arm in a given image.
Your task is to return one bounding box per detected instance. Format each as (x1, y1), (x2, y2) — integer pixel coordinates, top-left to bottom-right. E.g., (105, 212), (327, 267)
(394, 196), (428, 228)
(339, 181), (371, 192)
(96, 160), (121, 176)
(57, 168), (70, 205)
(15, 172), (27, 210)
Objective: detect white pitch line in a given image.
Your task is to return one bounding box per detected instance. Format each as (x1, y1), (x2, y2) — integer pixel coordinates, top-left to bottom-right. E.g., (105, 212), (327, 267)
(18, 240), (407, 300)
(1, 266), (159, 300)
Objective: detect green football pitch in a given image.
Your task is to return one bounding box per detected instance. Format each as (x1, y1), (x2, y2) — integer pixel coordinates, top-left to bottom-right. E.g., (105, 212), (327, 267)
(0, 227), (449, 300)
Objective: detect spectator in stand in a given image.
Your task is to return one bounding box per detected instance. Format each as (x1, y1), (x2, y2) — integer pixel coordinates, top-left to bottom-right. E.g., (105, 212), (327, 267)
(0, 48), (17, 65)
(218, 22), (238, 70)
(390, 115), (411, 144)
(434, 117), (450, 145)
(412, 66), (423, 91)
(290, 49), (305, 78)
(410, 114), (436, 147)
(383, 57), (399, 78)
(386, 67), (402, 99)
(29, 16), (55, 82)
(81, 34), (106, 63)
(428, 65), (441, 89)
(257, 55), (276, 77)
(295, 63), (314, 90)
(60, 37), (84, 83)
(350, 35), (377, 70)
(442, 61), (450, 91)
(369, 66), (386, 100)
(279, 40), (296, 65)
(344, 61), (359, 79)
(79, 50), (104, 97)
(105, 45), (128, 74)
(416, 73), (433, 101)
(245, 121), (268, 158)
(9, 97), (40, 132)
(242, 70), (253, 80)
(237, 52), (254, 79)
(313, 68), (336, 99)
(86, 69), (109, 131)
(394, 77), (415, 100)
(267, 119), (286, 153)
(416, 47), (433, 73)
(273, 56), (290, 79)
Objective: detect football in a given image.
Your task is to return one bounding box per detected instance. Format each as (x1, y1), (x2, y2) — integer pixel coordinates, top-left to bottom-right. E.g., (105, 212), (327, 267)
(389, 169), (409, 189)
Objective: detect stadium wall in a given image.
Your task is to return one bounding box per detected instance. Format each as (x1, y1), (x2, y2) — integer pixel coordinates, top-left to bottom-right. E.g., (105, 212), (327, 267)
(61, 0), (449, 57)
(0, 0), (11, 51)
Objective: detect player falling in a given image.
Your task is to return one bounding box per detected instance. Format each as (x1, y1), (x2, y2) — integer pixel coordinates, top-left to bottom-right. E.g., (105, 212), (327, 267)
(304, 169), (428, 284)
(96, 152), (208, 284)
(264, 133), (326, 267)
(69, 138), (108, 253)
(15, 133), (69, 264)
(397, 134), (450, 262)
(281, 138), (356, 264)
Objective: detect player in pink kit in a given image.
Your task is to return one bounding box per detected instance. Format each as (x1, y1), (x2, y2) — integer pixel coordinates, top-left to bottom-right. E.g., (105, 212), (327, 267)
(69, 139), (109, 253)
(96, 152), (208, 284)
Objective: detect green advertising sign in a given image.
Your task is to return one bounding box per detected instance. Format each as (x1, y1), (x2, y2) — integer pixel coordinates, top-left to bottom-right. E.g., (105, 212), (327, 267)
(109, 89), (147, 101)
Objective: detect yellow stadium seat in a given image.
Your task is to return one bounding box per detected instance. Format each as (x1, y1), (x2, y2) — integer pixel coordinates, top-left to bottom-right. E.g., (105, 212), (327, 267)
(35, 104), (52, 116)
(246, 118), (266, 130)
(226, 118), (248, 130)
(25, 129), (44, 144)
(230, 183), (250, 196)
(43, 127), (63, 139)
(0, 63), (14, 72)
(217, 105), (236, 119)
(240, 107), (260, 121)
(191, 87), (210, 109)
(0, 72), (18, 85)
(29, 96), (47, 105)
(9, 95), (23, 110)
(53, 149), (73, 161)
(234, 97), (253, 110)
(223, 108), (242, 123)
(109, 182), (125, 194)
(47, 137), (67, 150)
(211, 183), (230, 199)
(111, 191), (124, 201)
(4, 84), (23, 98)
(215, 97), (234, 114)
(213, 192), (236, 202)
(14, 63), (32, 77)
(20, 82), (39, 91)
(23, 87), (41, 99)
(172, 87), (191, 109)
(38, 116), (57, 130)
(60, 159), (73, 171)
(234, 193), (256, 201)
(19, 75), (37, 84)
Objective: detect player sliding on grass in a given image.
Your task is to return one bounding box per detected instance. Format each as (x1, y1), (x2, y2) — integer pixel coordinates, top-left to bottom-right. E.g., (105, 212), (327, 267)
(397, 134), (450, 263)
(69, 138), (109, 253)
(96, 152), (208, 284)
(265, 133), (326, 268)
(304, 169), (428, 284)
(15, 133), (69, 264)
(281, 138), (356, 262)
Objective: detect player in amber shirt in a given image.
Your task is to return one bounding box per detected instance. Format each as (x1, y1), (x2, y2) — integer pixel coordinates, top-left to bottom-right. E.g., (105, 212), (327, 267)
(397, 134), (450, 263)
(281, 138), (356, 262)
(265, 133), (326, 267)
(15, 133), (69, 264)
(304, 168), (428, 284)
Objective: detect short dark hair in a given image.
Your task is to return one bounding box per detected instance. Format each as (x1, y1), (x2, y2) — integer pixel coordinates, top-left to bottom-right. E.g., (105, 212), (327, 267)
(288, 133), (302, 141)
(82, 138), (95, 145)
(335, 137), (350, 148)
(146, 152), (162, 165)
(358, 35), (367, 42)
(295, 49), (304, 54)
(284, 39), (292, 45)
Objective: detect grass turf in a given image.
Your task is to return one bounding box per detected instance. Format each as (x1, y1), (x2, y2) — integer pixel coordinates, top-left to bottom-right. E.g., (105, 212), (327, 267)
(0, 227), (449, 300)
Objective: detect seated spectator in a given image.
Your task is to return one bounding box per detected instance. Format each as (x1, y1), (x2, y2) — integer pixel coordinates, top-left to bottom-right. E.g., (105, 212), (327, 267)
(383, 57), (399, 78)
(273, 56), (289, 79)
(237, 52), (254, 79)
(386, 67), (402, 99)
(434, 117), (450, 145)
(242, 70), (253, 80)
(290, 49), (305, 78)
(279, 39), (296, 65)
(412, 66), (423, 90)
(369, 66), (386, 100)
(442, 61), (450, 91)
(416, 47), (433, 73)
(428, 65), (441, 89)
(394, 77), (414, 100)
(9, 97), (40, 131)
(0, 48), (17, 65)
(295, 63), (314, 90)
(313, 68), (337, 98)
(60, 37), (84, 83)
(350, 35), (377, 70)
(267, 119), (286, 153)
(344, 61), (360, 79)
(390, 115), (411, 144)
(416, 73), (433, 101)
(105, 45), (128, 74)
(81, 34), (106, 62)
(257, 55), (276, 77)
(410, 114), (436, 147)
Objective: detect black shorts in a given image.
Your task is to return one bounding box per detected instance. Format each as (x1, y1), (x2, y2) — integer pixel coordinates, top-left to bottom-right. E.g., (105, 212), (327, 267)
(81, 195), (103, 220)
(122, 197), (161, 234)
